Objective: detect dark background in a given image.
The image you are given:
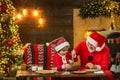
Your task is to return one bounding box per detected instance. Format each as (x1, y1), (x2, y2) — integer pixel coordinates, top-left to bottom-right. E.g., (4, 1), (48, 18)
(11, 0), (96, 50)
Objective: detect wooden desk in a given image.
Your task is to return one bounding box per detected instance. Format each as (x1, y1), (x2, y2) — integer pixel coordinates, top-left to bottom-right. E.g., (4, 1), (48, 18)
(16, 70), (107, 80)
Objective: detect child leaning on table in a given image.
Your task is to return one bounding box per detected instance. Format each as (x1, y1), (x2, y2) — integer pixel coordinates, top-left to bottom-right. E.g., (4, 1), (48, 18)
(50, 37), (79, 80)
(52, 37), (78, 71)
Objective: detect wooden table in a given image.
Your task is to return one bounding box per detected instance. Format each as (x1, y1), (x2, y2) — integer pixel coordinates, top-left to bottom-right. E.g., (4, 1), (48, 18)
(16, 70), (107, 80)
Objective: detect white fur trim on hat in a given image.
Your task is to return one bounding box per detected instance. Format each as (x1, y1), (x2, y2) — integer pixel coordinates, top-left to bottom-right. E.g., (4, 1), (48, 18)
(96, 43), (105, 51)
(87, 36), (97, 47)
(55, 42), (70, 51)
(46, 42), (49, 46)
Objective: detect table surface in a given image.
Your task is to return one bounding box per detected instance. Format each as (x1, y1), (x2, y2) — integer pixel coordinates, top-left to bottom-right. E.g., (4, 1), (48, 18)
(16, 70), (107, 78)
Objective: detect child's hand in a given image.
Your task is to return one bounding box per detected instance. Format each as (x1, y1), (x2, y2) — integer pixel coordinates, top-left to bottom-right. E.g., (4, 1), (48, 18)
(65, 64), (72, 70)
(69, 60), (74, 65)
(71, 50), (76, 58)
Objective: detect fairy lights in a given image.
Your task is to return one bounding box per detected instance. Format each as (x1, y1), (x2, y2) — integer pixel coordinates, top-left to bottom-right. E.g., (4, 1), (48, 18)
(13, 8), (44, 26)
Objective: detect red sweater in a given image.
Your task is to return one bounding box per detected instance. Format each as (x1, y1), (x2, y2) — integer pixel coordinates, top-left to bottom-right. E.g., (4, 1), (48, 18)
(53, 52), (78, 71)
(74, 41), (110, 70)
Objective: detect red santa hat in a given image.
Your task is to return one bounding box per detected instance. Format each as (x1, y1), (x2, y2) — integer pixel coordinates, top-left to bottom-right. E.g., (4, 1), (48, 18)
(86, 32), (107, 51)
(49, 37), (70, 51)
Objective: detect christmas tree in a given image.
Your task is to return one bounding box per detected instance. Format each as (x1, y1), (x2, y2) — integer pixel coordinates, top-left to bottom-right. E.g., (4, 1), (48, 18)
(0, 0), (23, 77)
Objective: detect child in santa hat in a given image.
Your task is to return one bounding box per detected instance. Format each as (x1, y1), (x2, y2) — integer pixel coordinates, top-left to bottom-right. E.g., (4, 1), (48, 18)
(72, 32), (113, 80)
(50, 37), (79, 80)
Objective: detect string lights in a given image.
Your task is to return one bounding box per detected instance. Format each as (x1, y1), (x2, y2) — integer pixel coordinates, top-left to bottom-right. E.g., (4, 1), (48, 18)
(33, 10), (39, 16)
(12, 0), (45, 27)
(39, 16), (43, 25)
(22, 9), (27, 16)
(13, 8), (45, 27)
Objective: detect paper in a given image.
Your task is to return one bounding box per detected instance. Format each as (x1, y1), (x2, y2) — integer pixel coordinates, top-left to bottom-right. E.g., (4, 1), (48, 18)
(94, 70), (104, 74)
(36, 70), (57, 74)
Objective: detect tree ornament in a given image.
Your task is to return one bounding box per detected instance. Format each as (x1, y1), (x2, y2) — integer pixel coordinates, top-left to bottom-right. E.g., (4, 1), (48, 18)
(12, 55), (17, 59)
(9, 51), (14, 55)
(1, 3), (8, 12)
(5, 63), (10, 67)
(3, 27), (9, 33)
(7, 39), (13, 47)
(17, 61), (22, 66)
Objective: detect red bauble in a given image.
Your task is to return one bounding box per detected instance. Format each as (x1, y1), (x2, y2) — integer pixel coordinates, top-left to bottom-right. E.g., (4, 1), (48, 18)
(1, 3), (8, 11)
(4, 27), (9, 32)
(7, 39), (13, 47)
(12, 55), (17, 59)
(6, 63), (10, 67)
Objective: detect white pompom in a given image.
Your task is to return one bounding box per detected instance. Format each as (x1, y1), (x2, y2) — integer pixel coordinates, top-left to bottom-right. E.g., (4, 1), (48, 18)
(96, 47), (101, 51)
(96, 43), (105, 52)
(46, 42), (49, 46)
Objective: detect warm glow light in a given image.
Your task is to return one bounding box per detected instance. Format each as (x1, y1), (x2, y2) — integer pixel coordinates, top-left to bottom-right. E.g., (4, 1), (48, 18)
(12, 16), (16, 20)
(39, 17), (43, 24)
(23, 9), (27, 15)
(33, 10), (38, 16)
(17, 14), (22, 19)
(15, 8), (45, 24)
(84, 31), (92, 39)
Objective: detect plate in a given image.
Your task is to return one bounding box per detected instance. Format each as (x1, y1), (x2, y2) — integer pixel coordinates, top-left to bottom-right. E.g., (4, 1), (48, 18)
(36, 70), (57, 74)
(71, 70), (87, 74)
(84, 69), (97, 73)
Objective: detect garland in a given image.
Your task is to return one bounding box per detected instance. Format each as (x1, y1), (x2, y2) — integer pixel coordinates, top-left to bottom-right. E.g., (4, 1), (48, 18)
(79, 0), (120, 19)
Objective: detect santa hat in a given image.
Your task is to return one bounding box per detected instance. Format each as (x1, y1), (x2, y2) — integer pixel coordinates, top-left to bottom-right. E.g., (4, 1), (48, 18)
(86, 32), (107, 51)
(49, 37), (70, 51)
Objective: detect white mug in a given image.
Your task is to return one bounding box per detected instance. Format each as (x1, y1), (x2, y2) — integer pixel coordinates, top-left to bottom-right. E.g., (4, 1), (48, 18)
(38, 66), (43, 70)
(31, 64), (38, 71)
